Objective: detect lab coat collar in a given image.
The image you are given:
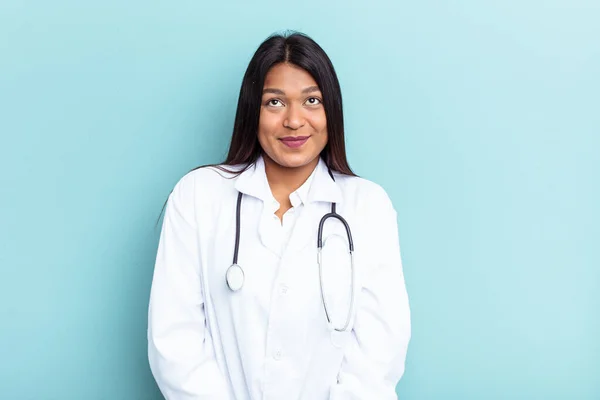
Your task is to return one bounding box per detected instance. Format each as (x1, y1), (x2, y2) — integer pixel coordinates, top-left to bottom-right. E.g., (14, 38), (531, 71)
(234, 155), (343, 205)
(233, 156), (271, 202)
(290, 166), (314, 207)
(307, 157), (343, 205)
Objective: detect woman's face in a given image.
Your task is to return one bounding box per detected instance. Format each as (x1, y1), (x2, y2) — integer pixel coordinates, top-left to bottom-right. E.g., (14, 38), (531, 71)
(258, 63), (328, 170)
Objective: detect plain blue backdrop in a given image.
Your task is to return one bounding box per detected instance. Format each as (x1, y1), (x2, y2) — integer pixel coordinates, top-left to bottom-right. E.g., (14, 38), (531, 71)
(1, 1), (598, 399)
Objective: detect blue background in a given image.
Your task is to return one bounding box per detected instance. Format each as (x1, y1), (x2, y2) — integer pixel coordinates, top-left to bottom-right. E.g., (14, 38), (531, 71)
(1, 1), (598, 399)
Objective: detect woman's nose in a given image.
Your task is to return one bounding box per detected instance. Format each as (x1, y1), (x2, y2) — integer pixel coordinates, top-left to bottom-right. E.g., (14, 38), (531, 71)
(283, 104), (305, 130)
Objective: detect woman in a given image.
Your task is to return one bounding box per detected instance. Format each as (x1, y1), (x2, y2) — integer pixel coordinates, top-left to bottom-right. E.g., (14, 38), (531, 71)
(148, 32), (411, 399)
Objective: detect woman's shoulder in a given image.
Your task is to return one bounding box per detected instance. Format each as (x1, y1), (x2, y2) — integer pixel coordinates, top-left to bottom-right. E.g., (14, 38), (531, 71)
(185, 163), (247, 184)
(171, 162), (248, 202)
(334, 173), (394, 207)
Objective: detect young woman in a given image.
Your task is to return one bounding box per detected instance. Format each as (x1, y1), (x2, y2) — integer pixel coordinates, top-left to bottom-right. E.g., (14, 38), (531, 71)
(148, 32), (411, 400)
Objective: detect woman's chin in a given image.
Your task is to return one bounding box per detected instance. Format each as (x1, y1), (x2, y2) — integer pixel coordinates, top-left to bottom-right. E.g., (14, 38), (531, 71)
(268, 152), (319, 170)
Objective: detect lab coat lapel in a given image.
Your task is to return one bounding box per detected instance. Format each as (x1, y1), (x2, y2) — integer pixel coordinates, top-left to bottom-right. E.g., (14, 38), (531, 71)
(285, 158), (343, 254)
(233, 157), (268, 202)
(234, 157), (282, 256)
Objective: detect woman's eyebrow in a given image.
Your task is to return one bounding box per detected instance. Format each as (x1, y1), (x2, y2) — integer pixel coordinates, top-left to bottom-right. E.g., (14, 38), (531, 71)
(263, 88), (285, 95)
(262, 86), (321, 95)
(302, 86), (320, 94)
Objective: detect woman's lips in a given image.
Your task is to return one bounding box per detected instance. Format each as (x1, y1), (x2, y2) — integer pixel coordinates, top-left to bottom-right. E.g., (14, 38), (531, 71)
(280, 136), (310, 148)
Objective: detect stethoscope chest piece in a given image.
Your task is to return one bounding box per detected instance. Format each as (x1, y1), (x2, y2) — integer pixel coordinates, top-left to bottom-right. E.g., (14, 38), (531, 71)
(226, 264), (244, 291)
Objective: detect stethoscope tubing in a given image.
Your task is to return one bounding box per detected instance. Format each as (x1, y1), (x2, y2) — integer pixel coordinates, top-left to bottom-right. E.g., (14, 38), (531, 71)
(228, 181), (356, 332)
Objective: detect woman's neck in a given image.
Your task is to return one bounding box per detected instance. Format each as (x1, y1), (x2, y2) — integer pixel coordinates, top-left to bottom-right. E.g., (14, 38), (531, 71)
(263, 154), (319, 206)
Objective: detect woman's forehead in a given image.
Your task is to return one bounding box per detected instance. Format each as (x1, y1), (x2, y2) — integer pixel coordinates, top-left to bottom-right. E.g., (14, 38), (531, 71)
(263, 63), (320, 92)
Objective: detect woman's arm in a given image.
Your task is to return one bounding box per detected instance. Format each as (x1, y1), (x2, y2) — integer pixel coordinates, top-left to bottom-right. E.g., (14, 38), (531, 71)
(330, 186), (411, 399)
(148, 175), (231, 400)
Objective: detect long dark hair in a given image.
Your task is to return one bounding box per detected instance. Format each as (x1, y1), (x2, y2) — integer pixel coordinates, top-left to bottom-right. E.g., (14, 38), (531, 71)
(158, 31), (355, 224)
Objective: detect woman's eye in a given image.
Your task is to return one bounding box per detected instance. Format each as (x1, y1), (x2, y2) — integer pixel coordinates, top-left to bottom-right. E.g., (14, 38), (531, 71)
(267, 99), (283, 107)
(306, 97), (322, 105)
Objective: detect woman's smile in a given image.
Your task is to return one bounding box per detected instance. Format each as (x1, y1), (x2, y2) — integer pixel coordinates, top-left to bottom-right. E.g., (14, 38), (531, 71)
(279, 135), (311, 148)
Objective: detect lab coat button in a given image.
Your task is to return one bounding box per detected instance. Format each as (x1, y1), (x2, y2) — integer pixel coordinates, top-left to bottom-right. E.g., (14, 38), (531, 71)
(273, 350), (282, 360)
(279, 285), (288, 294)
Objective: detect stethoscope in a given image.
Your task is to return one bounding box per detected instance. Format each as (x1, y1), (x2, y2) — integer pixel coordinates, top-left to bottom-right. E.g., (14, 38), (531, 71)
(225, 180), (356, 332)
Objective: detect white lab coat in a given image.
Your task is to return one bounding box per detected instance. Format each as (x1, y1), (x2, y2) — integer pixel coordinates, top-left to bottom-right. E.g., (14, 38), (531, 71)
(148, 156), (411, 400)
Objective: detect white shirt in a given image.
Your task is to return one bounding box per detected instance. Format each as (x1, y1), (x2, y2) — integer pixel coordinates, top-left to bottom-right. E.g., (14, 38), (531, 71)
(148, 156), (411, 400)
(262, 160), (316, 257)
